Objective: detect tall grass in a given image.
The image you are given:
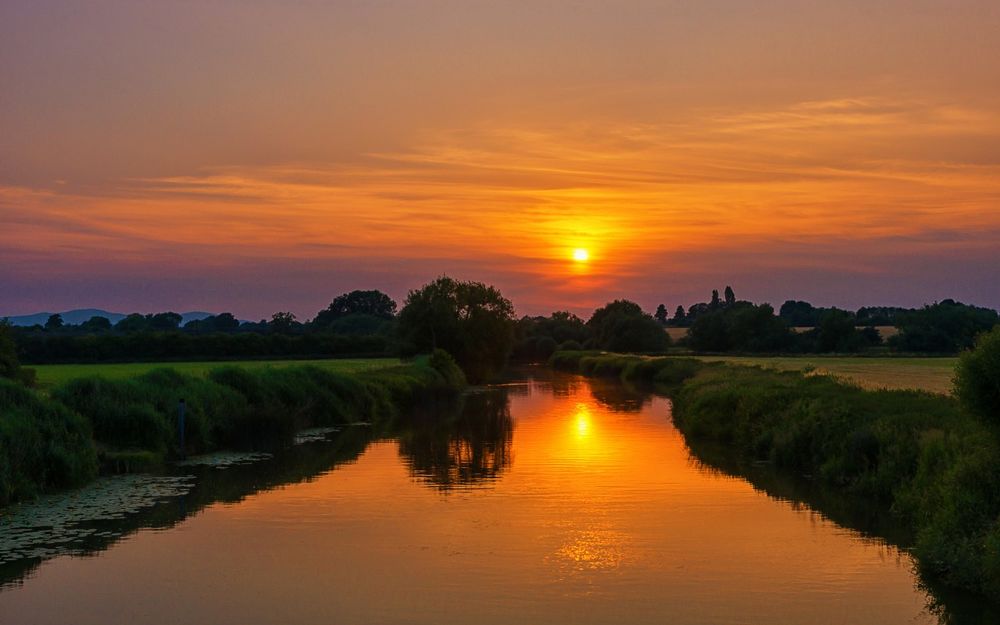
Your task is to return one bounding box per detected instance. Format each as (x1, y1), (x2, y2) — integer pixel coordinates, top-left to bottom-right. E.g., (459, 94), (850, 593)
(551, 349), (1000, 601)
(1, 350), (465, 506)
(0, 377), (98, 506)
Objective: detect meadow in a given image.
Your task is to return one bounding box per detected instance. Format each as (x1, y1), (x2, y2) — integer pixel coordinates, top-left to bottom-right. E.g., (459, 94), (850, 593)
(695, 355), (958, 395)
(30, 358), (400, 391)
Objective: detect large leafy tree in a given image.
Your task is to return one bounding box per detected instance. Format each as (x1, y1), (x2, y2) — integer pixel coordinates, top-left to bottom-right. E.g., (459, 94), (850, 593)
(398, 277), (515, 383)
(587, 300), (670, 353)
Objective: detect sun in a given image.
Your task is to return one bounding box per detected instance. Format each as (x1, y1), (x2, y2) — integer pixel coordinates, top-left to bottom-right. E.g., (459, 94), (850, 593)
(572, 248), (590, 262)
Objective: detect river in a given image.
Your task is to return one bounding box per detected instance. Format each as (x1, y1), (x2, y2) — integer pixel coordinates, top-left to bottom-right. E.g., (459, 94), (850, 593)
(0, 369), (991, 624)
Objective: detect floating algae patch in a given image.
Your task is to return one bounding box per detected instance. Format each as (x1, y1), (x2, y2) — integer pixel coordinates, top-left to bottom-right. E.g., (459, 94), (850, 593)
(0, 474), (195, 570)
(294, 427), (341, 444)
(174, 451), (274, 469)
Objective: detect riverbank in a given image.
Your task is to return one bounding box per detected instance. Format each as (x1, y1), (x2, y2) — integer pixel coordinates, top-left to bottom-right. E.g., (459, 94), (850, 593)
(0, 350), (465, 507)
(550, 351), (1000, 603)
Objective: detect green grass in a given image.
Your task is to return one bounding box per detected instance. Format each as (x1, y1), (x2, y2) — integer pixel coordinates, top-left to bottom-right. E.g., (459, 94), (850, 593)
(694, 355), (958, 395)
(31, 358), (400, 391)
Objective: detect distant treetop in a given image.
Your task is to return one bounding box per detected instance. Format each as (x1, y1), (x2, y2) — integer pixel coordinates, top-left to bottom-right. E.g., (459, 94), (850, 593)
(313, 290), (397, 327)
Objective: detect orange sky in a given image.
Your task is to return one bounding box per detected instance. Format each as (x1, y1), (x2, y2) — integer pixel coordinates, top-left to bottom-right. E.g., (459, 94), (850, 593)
(2, 1), (999, 318)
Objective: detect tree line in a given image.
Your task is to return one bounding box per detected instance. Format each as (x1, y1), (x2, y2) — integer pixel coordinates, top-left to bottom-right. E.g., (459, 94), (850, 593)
(5, 279), (999, 384)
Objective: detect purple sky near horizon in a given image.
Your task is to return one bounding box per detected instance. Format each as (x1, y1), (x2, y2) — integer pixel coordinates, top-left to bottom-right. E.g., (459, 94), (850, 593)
(2, 1), (999, 320)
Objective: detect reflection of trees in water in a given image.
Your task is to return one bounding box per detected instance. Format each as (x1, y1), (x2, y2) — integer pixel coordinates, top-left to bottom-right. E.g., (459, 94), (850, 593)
(588, 379), (653, 413)
(545, 373), (583, 398)
(682, 435), (999, 625)
(397, 390), (514, 490)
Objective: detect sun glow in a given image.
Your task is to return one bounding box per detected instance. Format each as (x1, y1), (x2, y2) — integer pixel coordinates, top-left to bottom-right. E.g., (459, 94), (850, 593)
(572, 248), (590, 262)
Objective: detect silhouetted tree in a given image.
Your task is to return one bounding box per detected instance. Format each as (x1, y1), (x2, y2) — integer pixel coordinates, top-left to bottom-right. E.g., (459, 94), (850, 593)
(44, 314), (64, 331)
(269, 312), (298, 334)
(313, 290), (397, 327)
(892, 300), (999, 353)
(115, 313), (149, 333)
(779, 300), (819, 326)
(148, 312), (182, 331)
(512, 311), (591, 361)
(397, 277), (515, 383)
(654, 304), (669, 325)
(710, 289), (721, 310)
(587, 300), (670, 353)
(724, 286), (736, 307)
(688, 303), (795, 353)
(79, 316), (112, 332)
(672, 305), (686, 326)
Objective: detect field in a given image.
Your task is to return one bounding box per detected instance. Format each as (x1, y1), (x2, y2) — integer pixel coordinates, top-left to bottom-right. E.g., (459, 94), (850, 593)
(666, 326), (899, 342)
(695, 355), (958, 395)
(30, 358), (400, 391)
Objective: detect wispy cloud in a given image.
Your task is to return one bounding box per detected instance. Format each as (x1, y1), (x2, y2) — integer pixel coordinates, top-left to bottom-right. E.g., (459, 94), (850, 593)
(3, 96), (1000, 315)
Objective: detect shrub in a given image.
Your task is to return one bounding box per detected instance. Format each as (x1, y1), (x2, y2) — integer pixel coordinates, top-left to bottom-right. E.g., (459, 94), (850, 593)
(955, 326), (1000, 425)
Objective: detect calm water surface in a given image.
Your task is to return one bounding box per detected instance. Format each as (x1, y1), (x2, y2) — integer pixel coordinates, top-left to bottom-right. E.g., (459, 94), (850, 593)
(0, 371), (980, 624)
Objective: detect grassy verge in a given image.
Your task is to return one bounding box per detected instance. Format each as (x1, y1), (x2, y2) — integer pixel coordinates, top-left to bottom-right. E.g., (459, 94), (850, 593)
(31, 358), (399, 391)
(550, 350), (1000, 602)
(1, 351), (464, 507)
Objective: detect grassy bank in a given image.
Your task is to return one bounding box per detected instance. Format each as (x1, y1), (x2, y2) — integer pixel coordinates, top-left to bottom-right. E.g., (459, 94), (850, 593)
(1, 351), (464, 507)
(31, 358), (399, 391)
(550, 350), (1000, 601)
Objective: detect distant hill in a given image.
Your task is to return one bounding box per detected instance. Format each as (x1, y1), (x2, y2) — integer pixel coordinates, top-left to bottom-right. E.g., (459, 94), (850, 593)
(2, 309), (216, 327)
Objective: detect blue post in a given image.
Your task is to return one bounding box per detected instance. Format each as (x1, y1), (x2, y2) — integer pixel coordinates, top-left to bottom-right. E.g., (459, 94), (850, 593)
(178, 398), (186, 458)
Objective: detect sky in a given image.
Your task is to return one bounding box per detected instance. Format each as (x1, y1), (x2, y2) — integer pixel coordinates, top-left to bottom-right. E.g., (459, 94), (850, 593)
(2, 0), (999, 320)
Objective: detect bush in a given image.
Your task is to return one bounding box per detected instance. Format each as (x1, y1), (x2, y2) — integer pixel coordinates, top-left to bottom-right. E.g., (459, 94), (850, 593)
(955, 326), (1000, 425)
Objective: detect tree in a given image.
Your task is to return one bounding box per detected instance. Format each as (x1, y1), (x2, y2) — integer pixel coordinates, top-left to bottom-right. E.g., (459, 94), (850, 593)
(724, 286), (736, 307)
(815, 310), (861, 352)
(671, 305), (686, 326)
(688, 303), (795, 353)
(893, 300), (999, 353)
(587, 300), (670, 353)
(148, 312), (182, 330)
(115, 313), (149, 333)
(80, 316), (112, 332)
(397, 277), (515, 382)
(654, 304), (669, 325)
(313, 290), (397, 327)
(269, 312), (298, 334)
(212, 312), (241, 332)
(185, 312), (240, 333)
(779, 300), (819, 326)
(710, 290), (721, 310)
(45, 314), (64, 331)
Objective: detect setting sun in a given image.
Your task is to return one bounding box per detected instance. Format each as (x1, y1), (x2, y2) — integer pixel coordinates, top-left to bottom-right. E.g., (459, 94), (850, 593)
(572, 248), (590, 262)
